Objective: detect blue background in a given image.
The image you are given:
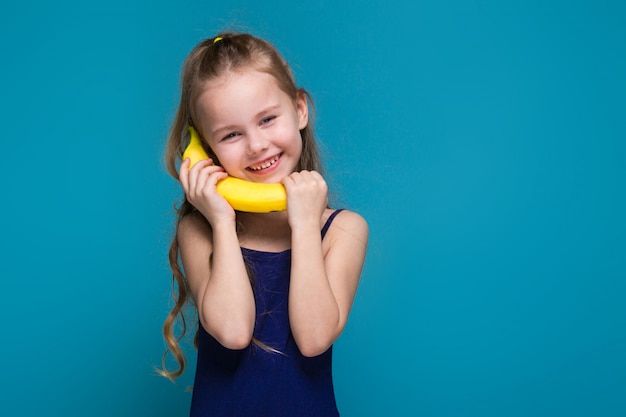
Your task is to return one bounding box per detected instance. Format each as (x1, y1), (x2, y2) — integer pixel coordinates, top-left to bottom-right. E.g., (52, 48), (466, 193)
(1, 1), (624, 416)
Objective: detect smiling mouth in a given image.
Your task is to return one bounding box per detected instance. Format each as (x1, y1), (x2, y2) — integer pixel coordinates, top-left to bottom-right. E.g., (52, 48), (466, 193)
(247, 154), (281, 171)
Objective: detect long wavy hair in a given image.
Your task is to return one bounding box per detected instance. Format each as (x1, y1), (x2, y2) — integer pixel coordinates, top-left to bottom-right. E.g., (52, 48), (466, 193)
(159, 33), (323, 380)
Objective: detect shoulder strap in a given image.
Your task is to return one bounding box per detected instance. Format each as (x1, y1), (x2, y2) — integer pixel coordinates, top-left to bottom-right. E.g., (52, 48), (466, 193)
(321, 209), (344, 240)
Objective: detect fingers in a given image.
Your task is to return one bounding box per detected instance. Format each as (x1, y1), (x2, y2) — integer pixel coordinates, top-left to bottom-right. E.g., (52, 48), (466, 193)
(282, 170), (328, 223)
(282, 170), (327, 191)
(189, 159), (213, 194)
(179, 158), (190, 189)
(180, 158), (208, 194)
(193, 164), (225, 197)
(181, 158), (225, 199)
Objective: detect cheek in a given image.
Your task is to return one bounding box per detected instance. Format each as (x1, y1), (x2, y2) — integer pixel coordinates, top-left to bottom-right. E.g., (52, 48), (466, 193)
(212, 145), (239, 170)
(280, 123), (304, 154)
(280, 127), (302, 156)
(290, 133), (304, 165)
(295, 133), (304, 155)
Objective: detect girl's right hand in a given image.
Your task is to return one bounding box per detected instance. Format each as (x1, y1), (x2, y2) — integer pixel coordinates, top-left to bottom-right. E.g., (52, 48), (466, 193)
(179, 158), (235, 226)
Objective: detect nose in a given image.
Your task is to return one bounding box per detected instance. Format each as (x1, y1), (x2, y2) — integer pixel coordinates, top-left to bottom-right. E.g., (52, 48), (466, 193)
(246, 131), (269, 155)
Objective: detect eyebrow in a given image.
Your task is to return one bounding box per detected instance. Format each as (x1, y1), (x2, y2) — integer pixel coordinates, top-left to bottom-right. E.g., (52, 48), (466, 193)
(212, 104), (281, 137)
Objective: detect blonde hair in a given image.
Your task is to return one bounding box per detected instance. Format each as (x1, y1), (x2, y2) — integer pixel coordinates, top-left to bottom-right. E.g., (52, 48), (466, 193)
(159, 33), (323, 380)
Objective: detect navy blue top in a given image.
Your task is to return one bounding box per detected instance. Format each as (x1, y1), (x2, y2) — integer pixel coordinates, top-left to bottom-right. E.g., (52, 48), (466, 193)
(190, 210), (344, 417)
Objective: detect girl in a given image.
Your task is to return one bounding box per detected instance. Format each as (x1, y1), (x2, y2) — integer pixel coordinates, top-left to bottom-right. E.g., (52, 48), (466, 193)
(161, 32), (368, 416)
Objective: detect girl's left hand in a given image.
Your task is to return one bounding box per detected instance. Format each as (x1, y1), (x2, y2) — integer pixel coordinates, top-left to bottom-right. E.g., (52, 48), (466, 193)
(281, 170), (328, 227)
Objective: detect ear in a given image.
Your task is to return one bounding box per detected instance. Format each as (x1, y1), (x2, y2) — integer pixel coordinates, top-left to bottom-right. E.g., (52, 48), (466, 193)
(295, 91), (309, 130)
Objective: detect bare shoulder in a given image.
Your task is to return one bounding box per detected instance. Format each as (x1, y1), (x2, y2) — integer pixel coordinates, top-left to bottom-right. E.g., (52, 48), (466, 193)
(325, 209), (369, 249)
(323, 209), (368, 310)
(177, 211), (213, 251)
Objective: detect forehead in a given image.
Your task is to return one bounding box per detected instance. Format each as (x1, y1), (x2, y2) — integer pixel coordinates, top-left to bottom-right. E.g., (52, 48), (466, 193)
(195, 70), (289, 115)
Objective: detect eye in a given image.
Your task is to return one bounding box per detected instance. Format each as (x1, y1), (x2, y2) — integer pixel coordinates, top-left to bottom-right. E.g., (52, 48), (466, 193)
(221, 132), (240, 141)
(260, 116), (276, 125)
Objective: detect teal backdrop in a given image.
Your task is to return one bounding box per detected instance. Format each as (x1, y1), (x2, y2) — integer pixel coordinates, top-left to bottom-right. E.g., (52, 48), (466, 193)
(1, 1), (624, 416)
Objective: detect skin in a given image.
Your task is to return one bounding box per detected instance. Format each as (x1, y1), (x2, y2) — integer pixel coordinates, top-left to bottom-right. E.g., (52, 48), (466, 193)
(178, 69), (368, 357)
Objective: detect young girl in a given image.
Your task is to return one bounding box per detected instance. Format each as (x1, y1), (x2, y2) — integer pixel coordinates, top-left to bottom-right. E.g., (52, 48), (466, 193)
(161, 32), (368, 416)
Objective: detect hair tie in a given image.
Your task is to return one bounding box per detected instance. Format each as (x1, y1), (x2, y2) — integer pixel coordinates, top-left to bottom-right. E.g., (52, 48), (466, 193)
(213, 37), (223, 43)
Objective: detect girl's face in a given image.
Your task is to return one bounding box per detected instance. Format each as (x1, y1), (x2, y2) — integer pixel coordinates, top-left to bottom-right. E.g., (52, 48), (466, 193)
(194, 70), (308, 184)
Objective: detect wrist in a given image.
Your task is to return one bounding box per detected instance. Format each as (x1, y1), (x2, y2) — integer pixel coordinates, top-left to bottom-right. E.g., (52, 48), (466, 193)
(209, 217), (237, 232)
(289, 220), (320, 236)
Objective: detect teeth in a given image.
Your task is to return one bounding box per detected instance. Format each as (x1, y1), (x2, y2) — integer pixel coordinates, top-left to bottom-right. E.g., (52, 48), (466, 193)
(249, 155), (279, 171)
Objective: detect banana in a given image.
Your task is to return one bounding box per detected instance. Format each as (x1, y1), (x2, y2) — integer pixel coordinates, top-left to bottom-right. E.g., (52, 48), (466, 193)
(182, 126), (287, 212)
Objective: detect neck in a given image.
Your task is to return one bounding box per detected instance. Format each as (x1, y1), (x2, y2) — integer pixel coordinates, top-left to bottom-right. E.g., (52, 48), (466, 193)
(236, 211), (291, 252)
(237, 210), (289, 226)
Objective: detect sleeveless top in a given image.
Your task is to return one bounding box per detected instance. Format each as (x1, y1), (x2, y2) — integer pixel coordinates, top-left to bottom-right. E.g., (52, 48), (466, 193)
(190, 210), (345, 417)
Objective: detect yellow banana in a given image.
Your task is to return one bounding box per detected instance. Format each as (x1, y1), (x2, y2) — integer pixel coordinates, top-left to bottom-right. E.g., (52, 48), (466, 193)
(182, 126), (287, 212)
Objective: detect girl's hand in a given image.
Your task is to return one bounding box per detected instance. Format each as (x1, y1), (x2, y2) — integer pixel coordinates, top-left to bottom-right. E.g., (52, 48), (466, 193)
(282, 170), (328, 229)
(179, 158), (235, 226)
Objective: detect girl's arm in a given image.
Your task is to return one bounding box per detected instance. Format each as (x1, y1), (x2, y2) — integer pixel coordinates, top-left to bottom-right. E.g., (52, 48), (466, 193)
(283, 171), (369, 357)
(177, 159), (256, 350)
